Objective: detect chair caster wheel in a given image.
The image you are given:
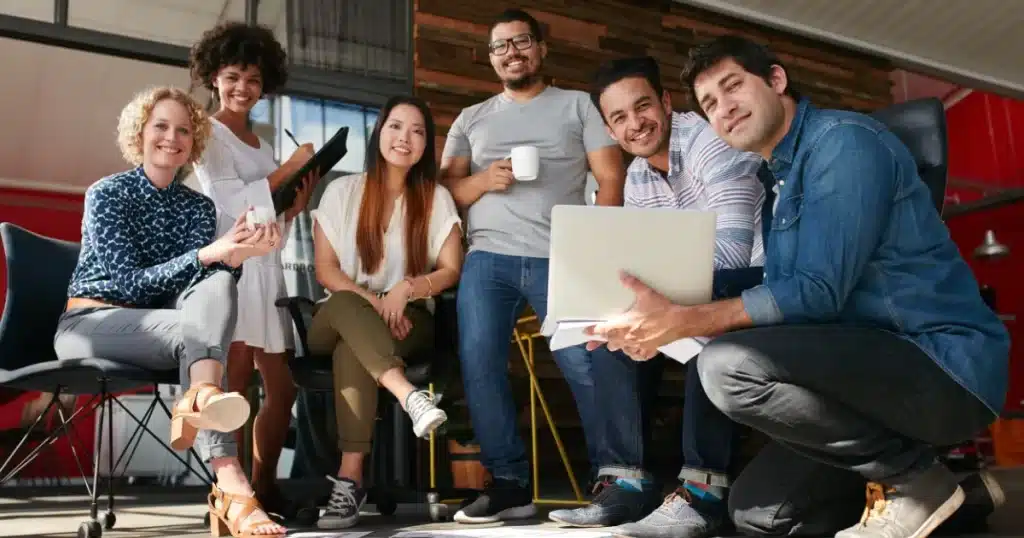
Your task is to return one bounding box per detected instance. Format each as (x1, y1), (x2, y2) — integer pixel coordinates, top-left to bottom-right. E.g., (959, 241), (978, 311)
(428, 502), (450, 522)
(102, 511), (116, 530)
(376, 495), (397, 517)
(293, 505), (321, 526)
(78, 520), (102, 538)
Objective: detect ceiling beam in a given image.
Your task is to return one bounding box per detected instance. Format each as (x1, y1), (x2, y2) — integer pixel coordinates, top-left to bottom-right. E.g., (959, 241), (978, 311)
(0, 13), (407, 107)
(675, 0), (1024, 101)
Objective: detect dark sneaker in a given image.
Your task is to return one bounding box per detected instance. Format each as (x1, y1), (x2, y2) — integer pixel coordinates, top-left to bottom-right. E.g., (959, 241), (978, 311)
(936, 469), (1006, 534)
(611, 487), (724, 538)
(317, 476), (366, 529)
(835, 464), (964, 538)
(453, 478), (536, 524)
(549, 479), (659, 527)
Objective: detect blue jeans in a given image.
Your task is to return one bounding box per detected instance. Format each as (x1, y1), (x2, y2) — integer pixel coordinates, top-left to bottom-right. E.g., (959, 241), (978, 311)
(634, 269), (761, 487)
(457, 250), (642, 485)
(678, 357), (734, 486)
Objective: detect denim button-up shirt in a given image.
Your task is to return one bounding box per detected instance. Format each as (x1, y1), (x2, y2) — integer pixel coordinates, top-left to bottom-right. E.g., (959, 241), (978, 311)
(740, 99), (1010, 414)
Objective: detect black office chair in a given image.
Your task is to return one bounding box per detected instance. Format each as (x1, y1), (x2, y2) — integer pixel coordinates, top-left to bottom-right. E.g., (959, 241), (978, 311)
(0, 223), (213, 538)
(870, 96), (949, 215)
(279, 289), (476, 520)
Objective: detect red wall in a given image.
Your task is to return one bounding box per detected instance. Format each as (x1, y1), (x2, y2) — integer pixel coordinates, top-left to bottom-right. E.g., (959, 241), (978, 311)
(944, 90), (1024, 414)
(946, 91), (1024, 189)
(0, 187), (88, 479)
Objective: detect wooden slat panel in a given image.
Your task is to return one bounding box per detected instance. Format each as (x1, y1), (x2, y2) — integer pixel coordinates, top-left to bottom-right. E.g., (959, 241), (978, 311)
(414, 1), (893, 120)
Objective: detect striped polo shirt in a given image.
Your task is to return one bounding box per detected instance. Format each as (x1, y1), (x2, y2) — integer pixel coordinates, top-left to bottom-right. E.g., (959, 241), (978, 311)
(624, 111), (766, 270)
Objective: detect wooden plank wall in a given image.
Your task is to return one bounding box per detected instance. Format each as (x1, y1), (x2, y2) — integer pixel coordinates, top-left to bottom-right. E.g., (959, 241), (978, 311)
(413, 0), (894, 149)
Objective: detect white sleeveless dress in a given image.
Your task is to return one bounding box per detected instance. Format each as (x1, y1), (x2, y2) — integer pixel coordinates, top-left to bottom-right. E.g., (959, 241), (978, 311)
(192, 118), (294, 354)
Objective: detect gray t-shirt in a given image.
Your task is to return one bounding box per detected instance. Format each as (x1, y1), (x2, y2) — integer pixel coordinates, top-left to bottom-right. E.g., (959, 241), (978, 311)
(442, 86), (617, 258)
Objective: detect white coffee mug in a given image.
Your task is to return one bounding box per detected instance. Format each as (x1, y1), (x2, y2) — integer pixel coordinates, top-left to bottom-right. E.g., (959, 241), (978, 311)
(510, 145), (539, 181)
(245, 206), (276, 230)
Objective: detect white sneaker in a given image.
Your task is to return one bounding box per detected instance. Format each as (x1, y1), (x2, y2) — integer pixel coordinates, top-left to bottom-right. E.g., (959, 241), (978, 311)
(404, 390), (447, 438)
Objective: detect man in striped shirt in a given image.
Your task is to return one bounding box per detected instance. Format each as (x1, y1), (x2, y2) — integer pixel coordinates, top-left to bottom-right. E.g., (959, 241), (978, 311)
(547, 56), (765, 537)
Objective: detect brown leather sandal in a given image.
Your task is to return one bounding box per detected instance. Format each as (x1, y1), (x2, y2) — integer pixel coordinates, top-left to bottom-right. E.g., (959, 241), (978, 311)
(170, 383), (251, 451)
(208, 484), (287, 538)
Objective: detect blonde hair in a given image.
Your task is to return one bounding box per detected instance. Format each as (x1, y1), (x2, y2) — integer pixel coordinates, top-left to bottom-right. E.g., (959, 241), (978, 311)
(116, 86), (211, 166)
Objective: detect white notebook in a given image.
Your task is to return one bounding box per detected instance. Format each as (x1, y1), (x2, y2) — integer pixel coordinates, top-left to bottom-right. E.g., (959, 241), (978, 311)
(544, 320), (709, 364)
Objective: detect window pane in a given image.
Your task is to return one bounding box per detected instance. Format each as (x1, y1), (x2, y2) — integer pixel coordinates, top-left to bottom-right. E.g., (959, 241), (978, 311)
(69, 0), (242, 47)
(0, 0), (53, 21)
(257, 0), (288, 48)
(285, 0), (410, 80)
(365, 110), (379, 141)
(280, 96), (325, 161)
(324, 102), (367, 174)
(250, 99), (272, 125)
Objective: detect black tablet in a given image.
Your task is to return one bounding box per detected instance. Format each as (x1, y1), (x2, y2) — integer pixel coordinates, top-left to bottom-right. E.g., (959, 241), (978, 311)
(273, 126), (350, 214)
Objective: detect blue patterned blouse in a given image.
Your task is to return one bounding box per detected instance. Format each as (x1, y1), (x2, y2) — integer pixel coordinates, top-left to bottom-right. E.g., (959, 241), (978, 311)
(66, 167), (238, 308)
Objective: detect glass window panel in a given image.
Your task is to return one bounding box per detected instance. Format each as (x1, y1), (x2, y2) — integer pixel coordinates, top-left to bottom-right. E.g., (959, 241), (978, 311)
(68, 0), (233, 47)
(250, 98), (272, 125)
(324, 102), (367, 174)
(280, 96), (325, 160)
(256, 0), (288, 48)
(365, 109), (379, 141)
(0, 0), (53, 21)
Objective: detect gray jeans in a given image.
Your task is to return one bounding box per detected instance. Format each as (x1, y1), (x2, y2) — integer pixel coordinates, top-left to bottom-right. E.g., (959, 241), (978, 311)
(697, 324), (994, 484)
(53, 271), (239, 462)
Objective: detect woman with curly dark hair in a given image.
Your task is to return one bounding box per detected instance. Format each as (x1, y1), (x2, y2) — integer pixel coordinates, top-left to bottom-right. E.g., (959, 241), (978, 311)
(189, 21), (318, 522)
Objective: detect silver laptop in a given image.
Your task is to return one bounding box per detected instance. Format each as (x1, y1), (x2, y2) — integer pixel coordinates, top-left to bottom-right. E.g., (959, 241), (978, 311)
(544, 204), (716, 328)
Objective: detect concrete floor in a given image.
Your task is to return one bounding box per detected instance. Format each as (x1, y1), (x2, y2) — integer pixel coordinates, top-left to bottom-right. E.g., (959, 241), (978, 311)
(2, 469), (1022, 538)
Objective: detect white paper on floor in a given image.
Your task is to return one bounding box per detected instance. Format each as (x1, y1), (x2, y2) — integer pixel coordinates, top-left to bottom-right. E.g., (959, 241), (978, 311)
(394, 529), (615, 538)
(288, 528), (372, 532)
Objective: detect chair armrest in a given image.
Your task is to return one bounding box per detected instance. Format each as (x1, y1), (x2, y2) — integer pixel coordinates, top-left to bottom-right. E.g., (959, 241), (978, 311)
(275, 296), (315, 309)
(438, 288), (457, 303)
(276, 296), (316, 357)
(433, 287), (459, 356)
(712, 267), (764, 300)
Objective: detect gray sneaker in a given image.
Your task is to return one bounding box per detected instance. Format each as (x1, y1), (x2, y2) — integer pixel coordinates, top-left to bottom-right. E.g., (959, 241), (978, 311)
(405, 390), (447, 438)
(317, 476), (366, 529)
(610, 487), (724, 538)
(549, 479), (659, 527)
(835, 464), (964, 538)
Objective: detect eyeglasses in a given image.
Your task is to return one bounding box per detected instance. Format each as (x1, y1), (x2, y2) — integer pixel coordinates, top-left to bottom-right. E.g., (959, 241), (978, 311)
(488, 33), (535, 55)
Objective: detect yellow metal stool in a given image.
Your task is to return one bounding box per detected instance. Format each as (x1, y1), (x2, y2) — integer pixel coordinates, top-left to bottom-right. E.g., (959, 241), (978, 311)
(513, 314), (587, 505)
(426, 313), (589, 514)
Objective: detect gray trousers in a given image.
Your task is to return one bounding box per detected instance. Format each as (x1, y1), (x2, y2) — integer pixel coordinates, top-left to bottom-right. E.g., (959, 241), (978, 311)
(697, 324), (995, 535)
(53, 271), (240, 462)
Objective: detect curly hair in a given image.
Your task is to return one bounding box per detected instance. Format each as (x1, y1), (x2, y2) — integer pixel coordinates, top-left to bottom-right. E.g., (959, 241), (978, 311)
(116, 87), (211, 166)
(189, 21), (288, 96)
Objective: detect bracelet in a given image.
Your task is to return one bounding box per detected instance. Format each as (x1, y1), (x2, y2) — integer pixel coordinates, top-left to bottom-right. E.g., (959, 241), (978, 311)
(403, 277), (417, 301)
(424, 275), (434, 297)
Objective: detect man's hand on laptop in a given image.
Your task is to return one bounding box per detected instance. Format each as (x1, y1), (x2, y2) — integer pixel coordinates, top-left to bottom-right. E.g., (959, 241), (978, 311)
(585, 271), (686, 360)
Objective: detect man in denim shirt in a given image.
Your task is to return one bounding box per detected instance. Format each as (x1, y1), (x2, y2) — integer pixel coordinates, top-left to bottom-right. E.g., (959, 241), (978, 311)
(588, 35), (1009, 538)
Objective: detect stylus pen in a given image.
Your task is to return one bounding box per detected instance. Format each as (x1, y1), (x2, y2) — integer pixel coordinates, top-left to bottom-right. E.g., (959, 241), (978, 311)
(284, 128), (301, 147)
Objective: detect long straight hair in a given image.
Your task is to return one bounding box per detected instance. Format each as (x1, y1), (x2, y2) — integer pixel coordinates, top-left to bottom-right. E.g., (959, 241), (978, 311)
(355, 95), (439, 277)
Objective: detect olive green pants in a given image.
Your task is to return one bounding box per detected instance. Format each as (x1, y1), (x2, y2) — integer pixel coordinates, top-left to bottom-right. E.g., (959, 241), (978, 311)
(307, 291), (433, 453)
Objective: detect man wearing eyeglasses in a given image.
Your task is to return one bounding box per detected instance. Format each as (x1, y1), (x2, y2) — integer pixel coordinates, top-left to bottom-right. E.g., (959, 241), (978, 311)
(440, 7), (638, 525)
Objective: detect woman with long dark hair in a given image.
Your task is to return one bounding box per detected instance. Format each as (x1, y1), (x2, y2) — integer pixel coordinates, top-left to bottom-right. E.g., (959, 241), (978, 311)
(307, 96), (463, 529)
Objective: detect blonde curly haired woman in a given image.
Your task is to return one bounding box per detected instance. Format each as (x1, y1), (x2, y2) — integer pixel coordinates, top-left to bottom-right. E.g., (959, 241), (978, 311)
(53, 86), (288, 538)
